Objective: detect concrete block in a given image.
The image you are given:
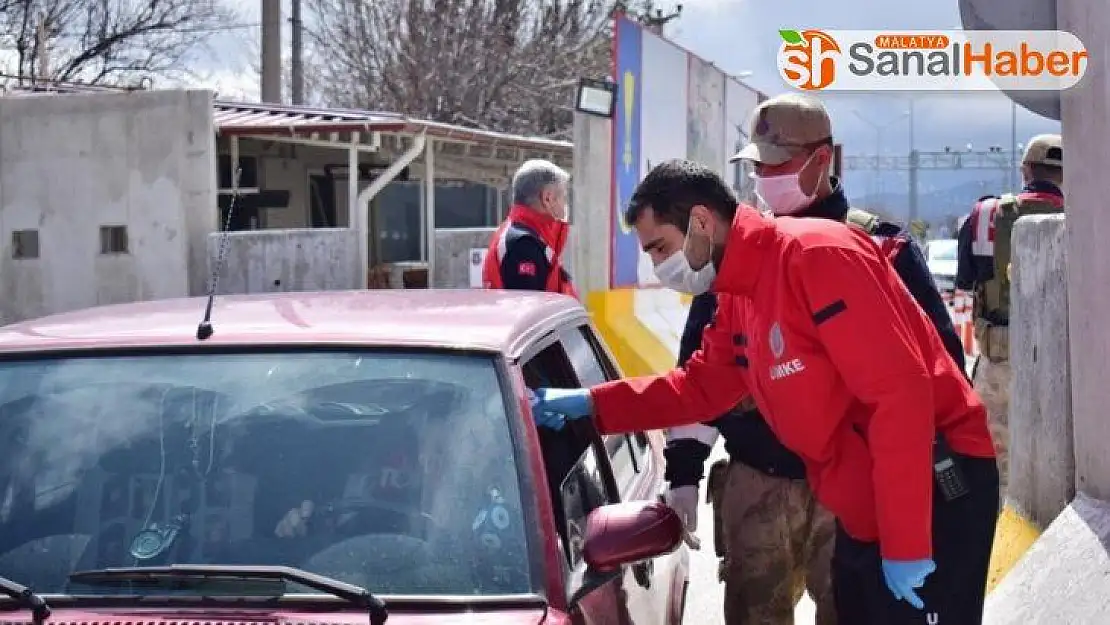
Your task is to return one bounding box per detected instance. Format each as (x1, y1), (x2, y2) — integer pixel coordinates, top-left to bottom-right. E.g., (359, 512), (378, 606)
(1009, 214), (1074, 527)
(434, 227), (495, 288)
(570, 112), (613, 296)
(208, 228), (360, 294)
(984, 493), (1110, 623)
(1060, 0), (1110, 501)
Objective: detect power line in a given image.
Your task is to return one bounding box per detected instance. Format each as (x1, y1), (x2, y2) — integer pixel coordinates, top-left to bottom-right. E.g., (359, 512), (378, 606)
(843, 148), (1017, 222)
(842, 148), (1017, 171)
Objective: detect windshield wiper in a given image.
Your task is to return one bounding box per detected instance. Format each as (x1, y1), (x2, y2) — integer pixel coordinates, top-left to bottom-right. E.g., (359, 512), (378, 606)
(0, 574), (50, 625)
(69, 565), (387, 625)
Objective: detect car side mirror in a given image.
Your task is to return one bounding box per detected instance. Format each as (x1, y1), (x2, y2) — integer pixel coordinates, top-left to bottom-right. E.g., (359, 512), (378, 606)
(582, 500), (683, 572)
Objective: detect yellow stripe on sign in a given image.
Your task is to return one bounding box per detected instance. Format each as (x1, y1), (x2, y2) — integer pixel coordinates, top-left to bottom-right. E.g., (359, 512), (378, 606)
(986, 505), (1043, 593)
(586, 289), (675, 377)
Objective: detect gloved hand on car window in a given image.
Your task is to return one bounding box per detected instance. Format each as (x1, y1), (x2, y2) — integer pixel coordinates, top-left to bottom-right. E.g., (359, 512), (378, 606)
(528, 388), (593, 430)
(881, 558), (936, 609)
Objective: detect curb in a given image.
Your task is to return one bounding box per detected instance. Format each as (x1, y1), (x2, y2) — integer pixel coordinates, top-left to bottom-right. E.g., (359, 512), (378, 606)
(987, 504), (1043, 593)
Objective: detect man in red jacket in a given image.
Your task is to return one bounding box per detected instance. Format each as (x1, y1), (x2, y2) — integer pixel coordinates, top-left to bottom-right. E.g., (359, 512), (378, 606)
(531, 159), (999, 625)
(482, 159), (577, 298)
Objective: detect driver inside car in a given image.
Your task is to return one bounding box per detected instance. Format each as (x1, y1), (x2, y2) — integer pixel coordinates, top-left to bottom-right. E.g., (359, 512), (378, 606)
(273, 448), (421, 539)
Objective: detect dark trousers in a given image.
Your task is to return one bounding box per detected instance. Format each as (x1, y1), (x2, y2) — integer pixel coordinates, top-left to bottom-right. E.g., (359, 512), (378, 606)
(832, 454), (1000, 624)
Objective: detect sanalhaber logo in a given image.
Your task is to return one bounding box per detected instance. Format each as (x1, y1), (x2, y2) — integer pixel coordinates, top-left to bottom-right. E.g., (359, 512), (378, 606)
(777, 29), (1088, 91)
(778, 29), (842, 90)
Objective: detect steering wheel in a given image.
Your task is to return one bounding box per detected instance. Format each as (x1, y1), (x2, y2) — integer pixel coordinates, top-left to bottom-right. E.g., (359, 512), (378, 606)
(314, 497), (443, 538)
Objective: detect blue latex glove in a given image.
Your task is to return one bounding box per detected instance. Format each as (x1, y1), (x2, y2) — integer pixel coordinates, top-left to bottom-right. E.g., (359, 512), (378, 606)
(529, 388), (593, 431)
(881, 558), (936, 610)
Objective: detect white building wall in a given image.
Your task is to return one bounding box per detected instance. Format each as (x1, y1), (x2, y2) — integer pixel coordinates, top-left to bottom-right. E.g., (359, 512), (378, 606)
(0, 89), (216, 324)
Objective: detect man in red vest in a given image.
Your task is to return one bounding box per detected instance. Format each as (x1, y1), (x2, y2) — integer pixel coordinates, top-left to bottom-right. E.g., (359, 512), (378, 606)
(482, 159), (578, 298)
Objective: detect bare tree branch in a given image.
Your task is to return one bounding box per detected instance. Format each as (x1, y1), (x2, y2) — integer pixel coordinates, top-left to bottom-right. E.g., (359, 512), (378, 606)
(0, 0), (235, 87)
(302, 0), (665, 140)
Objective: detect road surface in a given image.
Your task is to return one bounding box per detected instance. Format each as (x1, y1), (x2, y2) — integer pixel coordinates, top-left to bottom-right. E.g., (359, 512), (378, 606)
(682, 443), (817, 624)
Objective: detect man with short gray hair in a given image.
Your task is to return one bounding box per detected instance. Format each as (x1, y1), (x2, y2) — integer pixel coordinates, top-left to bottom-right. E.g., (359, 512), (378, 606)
(481, 159), (578, 296)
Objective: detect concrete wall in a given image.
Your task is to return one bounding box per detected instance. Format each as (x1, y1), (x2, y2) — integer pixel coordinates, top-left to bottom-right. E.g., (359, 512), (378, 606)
(1059, 0), (1110, 502)
(0, 90), (216, 324)
(985, 215), (1073, 593)
(1009, 215), (1073, 525)
(434, 227), (494, 288)
(207, 228), (361, 294)
(569, 112), (613, 295)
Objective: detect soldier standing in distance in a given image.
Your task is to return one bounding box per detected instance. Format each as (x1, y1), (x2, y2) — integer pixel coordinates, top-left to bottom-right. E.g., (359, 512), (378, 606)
(956, 134), (1064, 495)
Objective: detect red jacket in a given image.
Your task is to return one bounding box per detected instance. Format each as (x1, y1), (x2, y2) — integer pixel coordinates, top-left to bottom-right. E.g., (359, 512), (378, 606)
(482, 204), (578, 298)
(590, 207), (994, 560)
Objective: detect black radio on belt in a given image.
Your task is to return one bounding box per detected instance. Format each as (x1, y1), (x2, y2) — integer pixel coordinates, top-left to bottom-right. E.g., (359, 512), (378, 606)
(933, 435), (969, 501)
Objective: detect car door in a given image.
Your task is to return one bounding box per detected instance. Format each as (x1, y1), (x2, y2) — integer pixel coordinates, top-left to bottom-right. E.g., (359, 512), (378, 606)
(517, 335), (634, 625)
(559, 323), (687, 625)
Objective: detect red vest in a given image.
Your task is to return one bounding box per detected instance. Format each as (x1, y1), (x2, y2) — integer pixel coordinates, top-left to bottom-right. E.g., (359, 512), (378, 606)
(482, 205), (578, 298)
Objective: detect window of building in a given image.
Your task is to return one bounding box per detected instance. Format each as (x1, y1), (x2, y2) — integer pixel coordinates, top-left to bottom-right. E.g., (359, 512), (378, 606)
(99, 226), (129, 255)
(371, 180), (502, 264)
(11, 230), (39, 259)
(434, 180), (498, 229)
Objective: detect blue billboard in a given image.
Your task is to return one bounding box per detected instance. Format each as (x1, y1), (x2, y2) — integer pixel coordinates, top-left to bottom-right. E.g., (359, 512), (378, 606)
(611, 14), (642, 288)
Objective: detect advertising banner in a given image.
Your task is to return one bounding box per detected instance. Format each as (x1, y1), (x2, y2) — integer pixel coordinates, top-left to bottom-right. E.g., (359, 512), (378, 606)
(611, 15), (643, 288)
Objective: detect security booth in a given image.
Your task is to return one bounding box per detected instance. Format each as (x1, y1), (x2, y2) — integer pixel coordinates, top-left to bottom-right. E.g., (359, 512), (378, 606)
(212, 101), (573, 288)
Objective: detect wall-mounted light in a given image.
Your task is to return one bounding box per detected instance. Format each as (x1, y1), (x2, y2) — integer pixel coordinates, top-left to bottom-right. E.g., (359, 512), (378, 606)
(575, 78), (617, 119)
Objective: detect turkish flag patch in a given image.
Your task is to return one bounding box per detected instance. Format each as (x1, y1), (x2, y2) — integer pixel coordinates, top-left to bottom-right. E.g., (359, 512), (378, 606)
(517, 261), (537, 276)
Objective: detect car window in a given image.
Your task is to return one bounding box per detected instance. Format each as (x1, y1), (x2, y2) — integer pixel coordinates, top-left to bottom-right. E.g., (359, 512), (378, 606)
(560, 326), (608, 387)
(0, 350), (534, 597)
(522, 336), (623, 567)
(929, 239), (958, 262)
(559, 325), (649, 490)
(559, 444), (614, 569)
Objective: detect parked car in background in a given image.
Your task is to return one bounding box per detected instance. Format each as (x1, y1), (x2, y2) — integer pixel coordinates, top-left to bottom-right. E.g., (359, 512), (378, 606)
(925, 238), (959, 292)
(0, 290), (688, 624)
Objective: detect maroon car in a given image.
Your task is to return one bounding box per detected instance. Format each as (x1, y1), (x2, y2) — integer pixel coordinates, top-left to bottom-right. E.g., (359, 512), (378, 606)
(0, 290), (689, 624)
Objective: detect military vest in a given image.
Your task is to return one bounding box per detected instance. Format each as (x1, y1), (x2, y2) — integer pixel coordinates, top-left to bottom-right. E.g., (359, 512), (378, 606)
(845, 208), (907, 261)
(967, 192), (1064, 323)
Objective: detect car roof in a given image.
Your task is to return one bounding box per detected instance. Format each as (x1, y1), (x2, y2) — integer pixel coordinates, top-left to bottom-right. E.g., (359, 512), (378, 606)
(0, 290), (587, 357)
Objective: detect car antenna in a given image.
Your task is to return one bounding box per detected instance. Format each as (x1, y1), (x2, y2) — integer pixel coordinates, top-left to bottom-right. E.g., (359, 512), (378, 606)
(196, 167), (242, 341)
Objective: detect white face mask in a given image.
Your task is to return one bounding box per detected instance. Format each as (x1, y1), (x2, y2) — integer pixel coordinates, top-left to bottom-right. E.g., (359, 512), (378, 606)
(653, 250), (716, 295)
(751, 154), (819, 215)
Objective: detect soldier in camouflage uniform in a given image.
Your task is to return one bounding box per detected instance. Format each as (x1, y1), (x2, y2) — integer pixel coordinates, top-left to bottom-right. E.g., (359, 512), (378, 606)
(705, 412), (836, 623)
(956, 134), (1064, 495)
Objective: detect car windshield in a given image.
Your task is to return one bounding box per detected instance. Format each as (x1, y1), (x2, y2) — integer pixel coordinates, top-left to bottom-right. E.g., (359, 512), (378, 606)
(929, 240), (958, 262)
(0, 349), (533, 598)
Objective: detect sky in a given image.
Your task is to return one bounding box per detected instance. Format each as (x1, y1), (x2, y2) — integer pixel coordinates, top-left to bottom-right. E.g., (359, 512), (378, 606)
(182, 0), (1062, 206)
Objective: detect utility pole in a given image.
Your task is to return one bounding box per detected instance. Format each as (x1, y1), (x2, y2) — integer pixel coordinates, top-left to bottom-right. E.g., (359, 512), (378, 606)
(290, 0), (304, 104)
(908, 99), (918, 221)
(260, 0), (282, 103)
(34, 17), (50, 85)
(1008, 100), (1018, 190)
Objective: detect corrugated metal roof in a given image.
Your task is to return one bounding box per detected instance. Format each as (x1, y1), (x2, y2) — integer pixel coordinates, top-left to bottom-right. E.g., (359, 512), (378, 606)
(212, 100), (407, 135)
(213, 100), (572, 154)
(1, 86), (572, 155)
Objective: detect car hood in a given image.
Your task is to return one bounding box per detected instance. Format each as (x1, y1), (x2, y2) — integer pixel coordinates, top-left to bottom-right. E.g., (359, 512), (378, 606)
(7, 606), (557, 625)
